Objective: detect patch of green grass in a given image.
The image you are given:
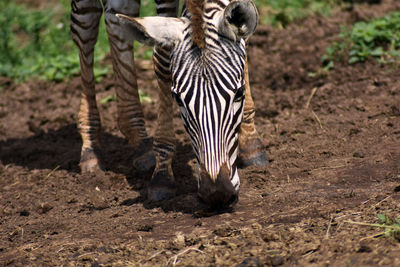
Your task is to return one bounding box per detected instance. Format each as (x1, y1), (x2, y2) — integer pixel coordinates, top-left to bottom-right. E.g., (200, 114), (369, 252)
(100, 90), (152, 105)
(140, 0), (157, 17)
(376, 214), (400, 240)
(0, 0), (109, 81)
(323, 12), (400, 68)
(254, 0), (340, 28)
(345, 214), (400, 241)
(0, 0), (156, 82)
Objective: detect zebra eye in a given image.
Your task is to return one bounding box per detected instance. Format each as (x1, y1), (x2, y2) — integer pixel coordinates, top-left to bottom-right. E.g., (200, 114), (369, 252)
(233, 85), (245, 102)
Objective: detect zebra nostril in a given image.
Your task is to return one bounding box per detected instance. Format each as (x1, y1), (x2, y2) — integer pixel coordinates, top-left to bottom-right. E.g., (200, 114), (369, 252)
(198, 191), (238, 209)
(198, 163), (238, 208)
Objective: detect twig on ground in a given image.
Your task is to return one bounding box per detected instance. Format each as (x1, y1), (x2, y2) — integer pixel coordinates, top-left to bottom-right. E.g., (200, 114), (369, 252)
(345, 219), (400, 241)
(370, 195), (391, 209)
(344, 220), (399, 230)
(334, 212), (362, 221)
(46, 165), (60, 178)
(312, 110), (324, 130)
(361, 199), (371, 205)
(360, 232), (384, 241)
(77, 252), (95, 259)
(167, 246), (204, 266)
(325, 215), (334, 239)
(148, 250), (165, 261)
(305, 87), (318, 109)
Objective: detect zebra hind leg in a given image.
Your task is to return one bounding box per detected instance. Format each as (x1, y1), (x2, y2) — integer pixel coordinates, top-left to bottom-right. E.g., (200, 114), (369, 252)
(104, 0), (156, 172)
(238, 56), (269, 167)
(71, 0), (104, 173)
(147, 47), (177, 202)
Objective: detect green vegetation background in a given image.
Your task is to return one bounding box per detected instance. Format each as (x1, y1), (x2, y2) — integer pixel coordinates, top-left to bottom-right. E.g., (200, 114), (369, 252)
(0, 0), (398, 82)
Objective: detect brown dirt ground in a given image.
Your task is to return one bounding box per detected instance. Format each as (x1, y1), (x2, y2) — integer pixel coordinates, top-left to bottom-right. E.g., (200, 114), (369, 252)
(1, 1), (400, 266)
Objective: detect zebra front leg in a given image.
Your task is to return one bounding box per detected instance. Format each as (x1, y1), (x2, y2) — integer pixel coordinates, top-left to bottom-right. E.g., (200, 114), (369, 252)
(147, 47), (177, 202)
(238, 55), (269, 167)
(104, 2), (155, 172)
(71, 0), (104, 173)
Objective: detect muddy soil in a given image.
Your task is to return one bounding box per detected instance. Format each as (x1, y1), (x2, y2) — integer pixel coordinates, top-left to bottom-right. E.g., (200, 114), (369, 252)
(1, 1), (400, 266)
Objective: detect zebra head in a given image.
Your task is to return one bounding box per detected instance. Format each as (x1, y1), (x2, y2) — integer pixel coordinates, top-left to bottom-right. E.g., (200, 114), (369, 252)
(118, 0), (258, 207)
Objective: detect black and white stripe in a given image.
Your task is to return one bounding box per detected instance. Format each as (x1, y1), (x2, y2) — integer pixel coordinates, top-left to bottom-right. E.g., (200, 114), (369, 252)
(163, 1), (247, 190)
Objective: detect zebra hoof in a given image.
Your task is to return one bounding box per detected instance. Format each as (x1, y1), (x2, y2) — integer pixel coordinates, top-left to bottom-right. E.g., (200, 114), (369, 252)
(147, 170), (176, 202)
(132, 138), (156, 172)
(80, 148), (104, 173)
(133, 151), (156, 172)
(238, 138), (269, 168)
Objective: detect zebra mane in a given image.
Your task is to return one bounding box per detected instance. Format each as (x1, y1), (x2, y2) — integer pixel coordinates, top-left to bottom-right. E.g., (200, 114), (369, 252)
(186, 0), (205, 48)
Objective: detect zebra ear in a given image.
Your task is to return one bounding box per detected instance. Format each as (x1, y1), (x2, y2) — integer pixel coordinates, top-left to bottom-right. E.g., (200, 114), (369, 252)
(218, 0), (258, 42)
(116, 14), (185, 47)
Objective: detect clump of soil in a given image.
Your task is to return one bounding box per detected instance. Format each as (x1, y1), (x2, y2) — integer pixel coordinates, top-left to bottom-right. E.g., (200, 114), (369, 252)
(1, 0), (400, 265)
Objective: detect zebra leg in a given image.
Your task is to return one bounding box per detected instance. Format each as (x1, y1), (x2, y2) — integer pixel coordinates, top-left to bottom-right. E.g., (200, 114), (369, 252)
(145, 0), (179, 201)
(238, 56), (269, 167)
(104, 0), (155, 172)
(71, 0), (104, 173)
(147, 47), (177, 202)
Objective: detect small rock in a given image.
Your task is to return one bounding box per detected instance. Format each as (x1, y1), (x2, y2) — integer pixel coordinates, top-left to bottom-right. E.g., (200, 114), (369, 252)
(173, 232), (185, 248)
(261, 232), (279, 242)
(38, 203), (53, 214)
(67, 198), (78, 204)
(394, 185), (400, 192)
(236, 257), (261, 267)
(357, 244), (372, 253)
(137, 224), (153, 232)
(353, 151), (365, 158)
(349, 128), (361, 136)
(213, 226), (235, 237)
(19, 210), (29, 216)
(265, 255), (284, 266)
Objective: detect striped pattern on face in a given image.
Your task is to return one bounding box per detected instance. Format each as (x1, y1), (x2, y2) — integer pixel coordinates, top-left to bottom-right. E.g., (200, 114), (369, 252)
(169, 0), (247, 191)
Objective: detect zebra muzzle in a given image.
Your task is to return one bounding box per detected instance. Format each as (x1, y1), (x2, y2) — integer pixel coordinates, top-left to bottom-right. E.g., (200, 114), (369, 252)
(198, 163), (238, 208)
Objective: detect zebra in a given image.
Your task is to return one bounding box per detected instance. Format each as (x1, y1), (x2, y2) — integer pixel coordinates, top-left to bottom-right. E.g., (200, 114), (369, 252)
(71, 0), (268, 208)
